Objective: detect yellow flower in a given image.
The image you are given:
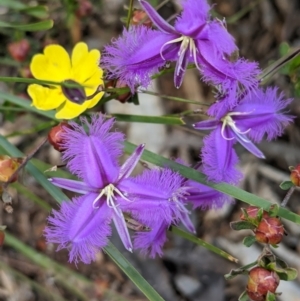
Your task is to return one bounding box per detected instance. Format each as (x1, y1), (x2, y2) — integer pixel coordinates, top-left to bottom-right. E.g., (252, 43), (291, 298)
(28, 42), (104, 119)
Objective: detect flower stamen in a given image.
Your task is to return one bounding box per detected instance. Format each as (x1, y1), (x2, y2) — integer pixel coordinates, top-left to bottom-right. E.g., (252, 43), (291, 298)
(93, 184), (132, 217)
(160, 35), (201, 71)
(221, 111), (253, 141)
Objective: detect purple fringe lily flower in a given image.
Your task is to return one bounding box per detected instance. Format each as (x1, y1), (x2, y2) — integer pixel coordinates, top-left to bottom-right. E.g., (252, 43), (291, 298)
(45, 114), (145, 264)
(119, 167), (195, 257)
(103, 0), (258, 94)
(194, 87), (294, 184)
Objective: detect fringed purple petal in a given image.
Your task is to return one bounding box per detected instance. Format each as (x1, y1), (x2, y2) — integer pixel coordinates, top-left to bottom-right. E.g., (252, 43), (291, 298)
(61, 115), (123, 187)
(200, 43), (260, 91)
(140, 0), (177, 34)
(45, 193), (112, 264)
(206, 20), (237, 55)
(133, 220), (169, 257)
(201, 126), (242, 184)
(112, 208), (133, 252)
(102, 26), (178, 92)
(193, 119), (218, 130)
(233, 87), (294, 142)
(49, 178), (97, 194)
(175, 0), (211, 35)
(186, 179), (233, 209)
(207, 88), (239, 119)
(119, 168), (186, 223)
(118, 144), (145, 181)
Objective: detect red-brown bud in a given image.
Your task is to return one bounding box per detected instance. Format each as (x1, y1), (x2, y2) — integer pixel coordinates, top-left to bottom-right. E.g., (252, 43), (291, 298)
(48, 122), (71, 152)
(290, 164), (300, 186)
(246, 267), (280, 301)
(75, 0), (93, 18)
(0, 155), (21, 183)
(115, 80), (132, 103)
(131, 9), (152, 28)
(0, 230), (5, 247)
(7, 39), (30, 62)
(240, 206), (268, 221)
(255, 217), (284, 245)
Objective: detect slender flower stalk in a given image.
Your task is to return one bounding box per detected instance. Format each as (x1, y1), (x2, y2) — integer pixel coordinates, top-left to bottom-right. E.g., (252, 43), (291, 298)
(194, 87), (294, 183)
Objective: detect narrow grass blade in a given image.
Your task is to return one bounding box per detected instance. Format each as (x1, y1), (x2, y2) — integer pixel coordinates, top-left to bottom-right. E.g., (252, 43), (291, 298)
(171, 226), (238, 263)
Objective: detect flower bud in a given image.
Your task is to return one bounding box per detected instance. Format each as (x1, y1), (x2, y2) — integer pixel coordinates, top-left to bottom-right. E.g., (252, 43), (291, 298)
(48, 122), (71, 152)
(0, 155), (21, 183)
(62, 80), (86, 104)
(246, 267), (279, 301)
(75, 0), (93, 18)
(290, 164), (300, 186)
(7, 39), (30, 62)
(0, 230), (5, 247)
(115, 80), (132, 103)
(240, 206), (268, 221)
(131, 9), (152, 28)
(255, 217), (284, 245)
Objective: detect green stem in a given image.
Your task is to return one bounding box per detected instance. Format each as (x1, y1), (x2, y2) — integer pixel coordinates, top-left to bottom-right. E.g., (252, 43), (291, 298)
(140, 89), (207, 106)
(126, 0), (134, 29)
(170, 226), (238, 263)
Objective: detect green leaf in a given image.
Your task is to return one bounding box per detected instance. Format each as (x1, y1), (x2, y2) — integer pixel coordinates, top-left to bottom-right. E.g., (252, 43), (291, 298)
(0, 20), (53, 31)
(275, 257), (288, 269)
(266, 292), (276, 301)
(170, 226), (238, 263)
(280, 180), (294, 190)
(20, 6), (49, 19)
(268, 204), (279, 217)
(224, 262), (256, 280)
(112, 113), (185, 125)
(238, 290), (249, 301)
(230, 221), (256, 231)
(243, 236), (256, 247)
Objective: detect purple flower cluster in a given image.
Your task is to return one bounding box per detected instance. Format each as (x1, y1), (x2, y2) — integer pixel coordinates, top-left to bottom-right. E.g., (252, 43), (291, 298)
(102, 0), (294, 185)
(45, 114), (225, 263)
(46, 0), (294, 264)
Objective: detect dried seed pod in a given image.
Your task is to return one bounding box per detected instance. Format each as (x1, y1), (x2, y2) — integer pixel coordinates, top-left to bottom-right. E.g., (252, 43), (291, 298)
(0, 155), (21, 183)
(290, 164), (300, 186)
(255, 217), (284, 245)
(131, 9), (152, 28)
(246, 267), (280, 301)
(240, 206), (268, 221)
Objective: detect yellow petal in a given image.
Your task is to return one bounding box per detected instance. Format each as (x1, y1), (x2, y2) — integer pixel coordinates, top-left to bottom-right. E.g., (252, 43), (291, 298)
(71, 42), (89, 68)
(30, 45), (71, 81)
(83, 69), (104, 96)
(86, 91), (105, 109)
(55, 100), (89, 120)
(71, 48), (101, 84)
(28, 84), (65, 110)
